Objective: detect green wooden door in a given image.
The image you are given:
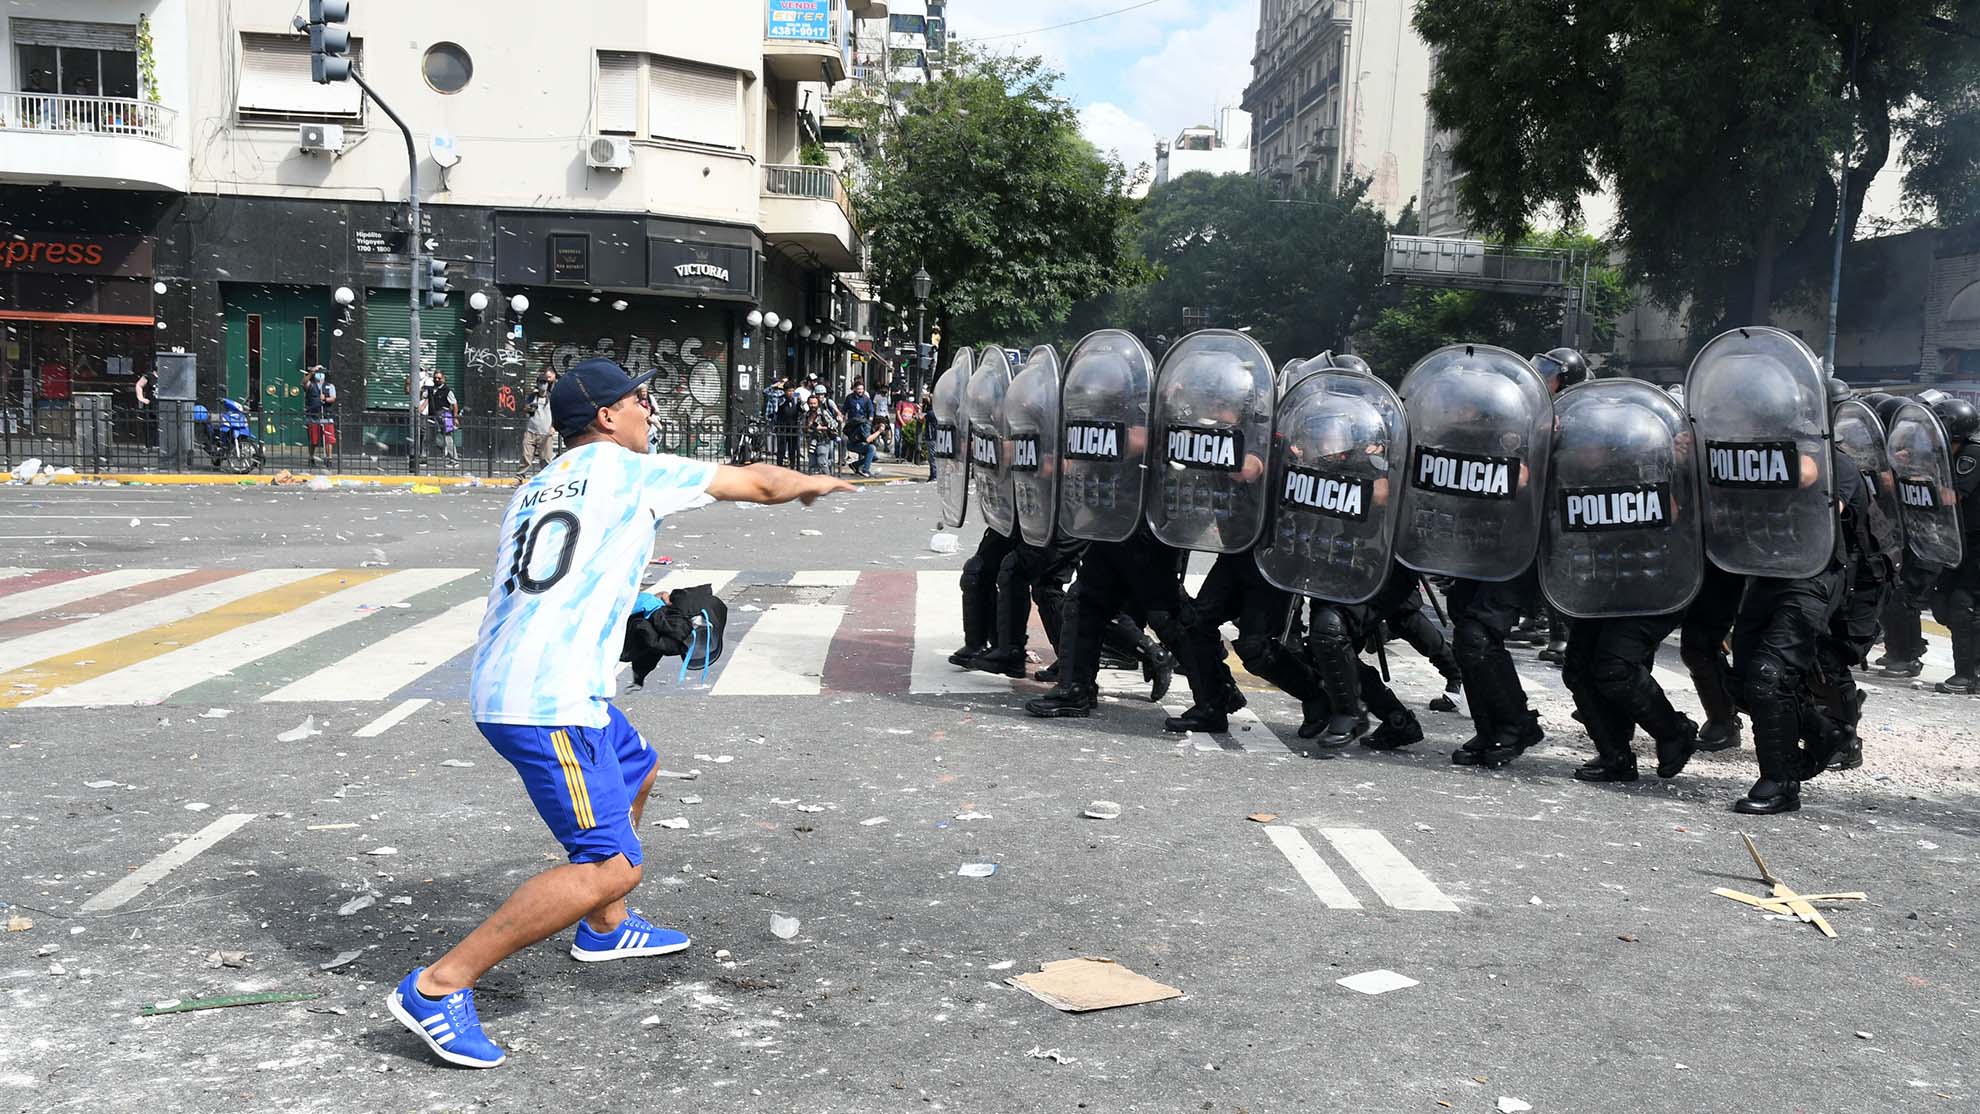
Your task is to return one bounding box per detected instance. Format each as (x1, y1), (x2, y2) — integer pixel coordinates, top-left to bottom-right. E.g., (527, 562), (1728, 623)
(221, 285), (330, 447)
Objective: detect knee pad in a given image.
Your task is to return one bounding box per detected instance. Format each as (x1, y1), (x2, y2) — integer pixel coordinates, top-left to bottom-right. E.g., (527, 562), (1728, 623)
(1744, 653), (1789, 698)
(959, 557), (986, 594)
(1590, 655), (1637, 690)
(1453, 621), (1497, 660)
(1308, 607), (1353, 649)
(1233, 633), (1275, 669)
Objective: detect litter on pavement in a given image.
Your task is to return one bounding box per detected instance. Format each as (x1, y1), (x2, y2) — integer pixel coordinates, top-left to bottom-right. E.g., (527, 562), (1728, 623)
(1335, 969), (1419, 996)
(957, 863), (998, 878)
(276, 716), (321, 742)
(1025, 1046), (1077, 1065)
(319, 949), (363, 971)
(1007, 957), (1182, 1013)
(139, 991), (322, 1017)
(1712, 834), (1864, 939)
(770, 914), (801, 939)
(1082, 800), (1122, 820)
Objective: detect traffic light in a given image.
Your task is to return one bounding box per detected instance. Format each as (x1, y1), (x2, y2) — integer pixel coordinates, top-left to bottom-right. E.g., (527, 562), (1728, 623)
(424, 257), (450, 309)
(307, 0), (353, 84)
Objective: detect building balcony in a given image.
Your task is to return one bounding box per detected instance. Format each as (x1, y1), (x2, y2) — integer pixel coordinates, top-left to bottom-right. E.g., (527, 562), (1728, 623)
(766, 1), (850, 84)
(0, 92), (185, 192)
(761, 164), (862, 273)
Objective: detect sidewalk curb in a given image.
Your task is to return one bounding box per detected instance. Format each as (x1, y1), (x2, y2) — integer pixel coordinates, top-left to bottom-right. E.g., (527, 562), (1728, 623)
(38, 472), (518, 489)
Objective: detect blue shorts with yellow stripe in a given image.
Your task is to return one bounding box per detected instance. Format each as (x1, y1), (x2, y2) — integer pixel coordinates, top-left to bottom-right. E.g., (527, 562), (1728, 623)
(477, 703), (658, 866)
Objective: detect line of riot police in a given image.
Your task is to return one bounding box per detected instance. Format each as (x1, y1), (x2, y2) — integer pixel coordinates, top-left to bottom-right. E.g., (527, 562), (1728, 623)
(927, 325), (1979, 816)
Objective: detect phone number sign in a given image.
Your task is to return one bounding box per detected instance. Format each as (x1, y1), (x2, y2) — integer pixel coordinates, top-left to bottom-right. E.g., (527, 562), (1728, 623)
(767, 0), (830, 41)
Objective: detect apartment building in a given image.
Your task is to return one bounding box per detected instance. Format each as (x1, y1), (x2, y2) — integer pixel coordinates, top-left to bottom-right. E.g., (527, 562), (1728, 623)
(0, 0), (876, 463)
(1241, 0), (1428, 221)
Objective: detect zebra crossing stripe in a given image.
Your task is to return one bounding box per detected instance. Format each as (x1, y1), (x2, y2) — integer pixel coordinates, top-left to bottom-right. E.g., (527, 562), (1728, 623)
(709, 602), (847, 696)
(1316, 827), (1460, 912)
(0, 569), (213, 637)
(0, 570), (377, 709)
(910, 570), (1007, 694)
(23, 568), (463, 708)
(261, 596), (487, 703)
(1263, 825), (1363, 909)
(647, 569), (739, 596)
(0, 570), (265, 674)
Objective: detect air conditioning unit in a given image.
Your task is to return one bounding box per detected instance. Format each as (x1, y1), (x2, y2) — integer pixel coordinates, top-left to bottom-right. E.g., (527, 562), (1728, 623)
(299, 123), (346, 154)
(586, 136), (633, 170)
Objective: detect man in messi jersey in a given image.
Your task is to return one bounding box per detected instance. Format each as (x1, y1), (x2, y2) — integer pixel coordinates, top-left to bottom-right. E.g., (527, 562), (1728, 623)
(389, 358), (851, 1068)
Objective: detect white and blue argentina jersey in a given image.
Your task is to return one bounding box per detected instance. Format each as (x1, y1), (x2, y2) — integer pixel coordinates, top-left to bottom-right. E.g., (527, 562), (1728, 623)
(470, 443), (719, 727)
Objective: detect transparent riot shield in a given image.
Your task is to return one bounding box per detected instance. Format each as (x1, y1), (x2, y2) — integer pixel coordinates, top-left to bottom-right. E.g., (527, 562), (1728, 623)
(1057, 330), (1155, 543)
(1539, 379), (1703, 617)
(1885, 399), (1964, 569)
(1394, 344), (1552, 581)
(1003, 345), (1062, 546)
(1832, 397), (1902, 561)
(966, 345), (1016, 535)
(1146, 329), (1277, 554)
(931, 349), (973, 528)
(1683, 326), (1834, 578)
(1254, 370), (1407, 603)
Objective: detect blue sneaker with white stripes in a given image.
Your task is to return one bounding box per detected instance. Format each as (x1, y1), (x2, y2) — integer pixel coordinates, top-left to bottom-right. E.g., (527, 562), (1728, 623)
(570, 911), (690, 962)
(387, 968), (505, 1068)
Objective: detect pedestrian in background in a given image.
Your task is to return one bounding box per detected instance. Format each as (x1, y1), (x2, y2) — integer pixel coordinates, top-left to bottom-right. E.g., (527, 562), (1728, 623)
(420, 368), (460, 464)
(303, 364), (337, 468)
(803, 393), (839, 474)
(843, 379), (876, 477)
(519, 369), (558, 476)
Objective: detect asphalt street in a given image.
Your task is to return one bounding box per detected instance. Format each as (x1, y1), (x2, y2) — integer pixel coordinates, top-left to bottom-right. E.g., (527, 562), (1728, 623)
(0, 476), (1975, 1113)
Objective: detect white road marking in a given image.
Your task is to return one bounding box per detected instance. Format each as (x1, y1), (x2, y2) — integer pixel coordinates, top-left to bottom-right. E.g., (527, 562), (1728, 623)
(354, 697), (433, 737)
(261, 598), (485, 702)
(0, 568), (188, 623)
(1318, 827), (1460, 912)
(79, 813), (256, 913)
(1162, 702), (1236, 751)
(910, 570), (1007, 694)
(1229, 705), (1293, 754)
(1263, 825), (1363, 910)
(783, 569), (861, 587)
(0, 569), (319, 674)
(710, 603), (847, 696)
(25, 569), (473, 707)
(646, 569), (739, 596)
(0, 514), (194, 520)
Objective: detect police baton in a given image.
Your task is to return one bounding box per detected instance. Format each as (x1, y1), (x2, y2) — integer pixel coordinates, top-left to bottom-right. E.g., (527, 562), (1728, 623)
(1418, 574), (1449, 629)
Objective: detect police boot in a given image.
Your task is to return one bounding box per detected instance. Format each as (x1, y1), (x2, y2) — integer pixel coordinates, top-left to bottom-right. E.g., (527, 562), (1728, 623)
(1097, 651), (1141, 671)
(1164, 685), (1245, 734)
(1696, 716), (1743, 752)
(1142, 643), (1175, 703)
(1362, 708), (1424, 751)
(1025, 681), (1097, 719)
(1732, 777), (1801, 815)
(1538, 639), (1568, 664)
(1878, 657), (1923, 677)
(1473, 710), (1544, 769)
(968, 647), (1029, 679)
(1653, 716), (1700, 780)
(1573, 755), (1640, 783)
(1033, 661), (1060, 683)
(948, 643), (989, 668)
(1304, 707), (1368, 749)
(1936, 624), (1980, 692)
(1428, 680), (1466, 715)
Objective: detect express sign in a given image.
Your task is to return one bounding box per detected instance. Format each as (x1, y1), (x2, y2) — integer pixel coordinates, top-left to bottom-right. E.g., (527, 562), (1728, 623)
(0, 234), (153, 276)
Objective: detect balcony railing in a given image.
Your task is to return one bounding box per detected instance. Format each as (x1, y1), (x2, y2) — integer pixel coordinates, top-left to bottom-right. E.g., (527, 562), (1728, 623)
(765, 164), (855, 225)
(0, 92), (177, 143)
(1385, 234), (1575, 292)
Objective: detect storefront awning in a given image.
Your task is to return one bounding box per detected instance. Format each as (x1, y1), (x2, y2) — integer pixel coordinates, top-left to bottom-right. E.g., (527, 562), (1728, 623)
(0, 309), (154, 327)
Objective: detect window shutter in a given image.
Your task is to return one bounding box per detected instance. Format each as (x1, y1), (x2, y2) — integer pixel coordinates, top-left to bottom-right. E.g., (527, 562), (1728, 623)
(649, 57), (740, 149)
(237, 33), (362, 119)
(597, 52), (639, 134)
(10, 19), (136, 51)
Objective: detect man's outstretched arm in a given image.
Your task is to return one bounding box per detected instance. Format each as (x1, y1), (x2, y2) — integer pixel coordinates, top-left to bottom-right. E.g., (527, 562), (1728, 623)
(705, 462), (855, 506)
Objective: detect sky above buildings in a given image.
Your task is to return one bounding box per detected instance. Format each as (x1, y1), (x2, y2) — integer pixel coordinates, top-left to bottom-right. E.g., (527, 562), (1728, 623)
(949, 0), (1258, 173)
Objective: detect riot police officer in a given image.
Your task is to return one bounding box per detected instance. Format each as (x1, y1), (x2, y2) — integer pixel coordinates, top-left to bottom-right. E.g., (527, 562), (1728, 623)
(948, 346), (1019, 667)
(1929, 396), (1980, 693)
(1805, 380), (1897, 771)
(1872, 393), (1931, 677)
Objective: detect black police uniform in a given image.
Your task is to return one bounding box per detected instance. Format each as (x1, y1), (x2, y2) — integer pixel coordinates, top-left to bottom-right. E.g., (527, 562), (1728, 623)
(952, 526), (1016, 664)
(966, 535), (1081, 677)
(1679, 563), (1747, 749)
(1562, 612), (1697, 782)
(1445, 569), (1545, 767)
(1929, 438), (1980, 691)
(1370, 570), (1464, 696)
(1810, 448), (1897, 769)
(1730, 447), (1865, 813)
(1024, 526), (1192, 717)
(1303, 596), (1425, 750)
(1169, 549), (1327, 734)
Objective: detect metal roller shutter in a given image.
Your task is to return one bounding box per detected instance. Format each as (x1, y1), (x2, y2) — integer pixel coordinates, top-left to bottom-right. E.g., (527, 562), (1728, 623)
(364, 294), (463, 411)
(10, 19), (136, 51)
(649, 57), (741, 149)
(597, 52), (639, 134)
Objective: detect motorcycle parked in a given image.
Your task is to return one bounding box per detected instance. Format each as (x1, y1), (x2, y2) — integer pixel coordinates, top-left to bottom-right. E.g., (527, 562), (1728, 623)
(192, 398), (265, 474)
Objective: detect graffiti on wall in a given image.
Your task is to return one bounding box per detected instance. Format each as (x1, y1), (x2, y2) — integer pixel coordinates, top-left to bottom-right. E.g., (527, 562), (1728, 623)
(525, 331), (728, 427)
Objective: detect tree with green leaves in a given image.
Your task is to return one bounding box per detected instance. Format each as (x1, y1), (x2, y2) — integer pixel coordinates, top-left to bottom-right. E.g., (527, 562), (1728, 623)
(841, 49), (1146, 359)
(1118, 172), (1389, 361)
(1414, 0), (1980, 333)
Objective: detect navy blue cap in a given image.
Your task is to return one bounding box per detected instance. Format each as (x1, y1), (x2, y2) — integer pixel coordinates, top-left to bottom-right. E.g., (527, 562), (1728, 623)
(551, 357), (659, 439)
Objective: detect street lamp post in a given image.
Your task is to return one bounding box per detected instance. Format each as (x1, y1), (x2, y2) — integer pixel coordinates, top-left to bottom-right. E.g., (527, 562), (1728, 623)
(911, 265), (932, 398)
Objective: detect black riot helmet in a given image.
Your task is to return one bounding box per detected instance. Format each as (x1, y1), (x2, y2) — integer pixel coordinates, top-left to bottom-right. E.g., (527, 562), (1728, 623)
(1330, 353), (1373, 377)
(1532, 347), (1590, 393)
(1873, 394), (1908, 426)
(1827, 377), (1855, 405)
(1932, 396), (1979, 442)
(1861, 391), (1895, 409)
